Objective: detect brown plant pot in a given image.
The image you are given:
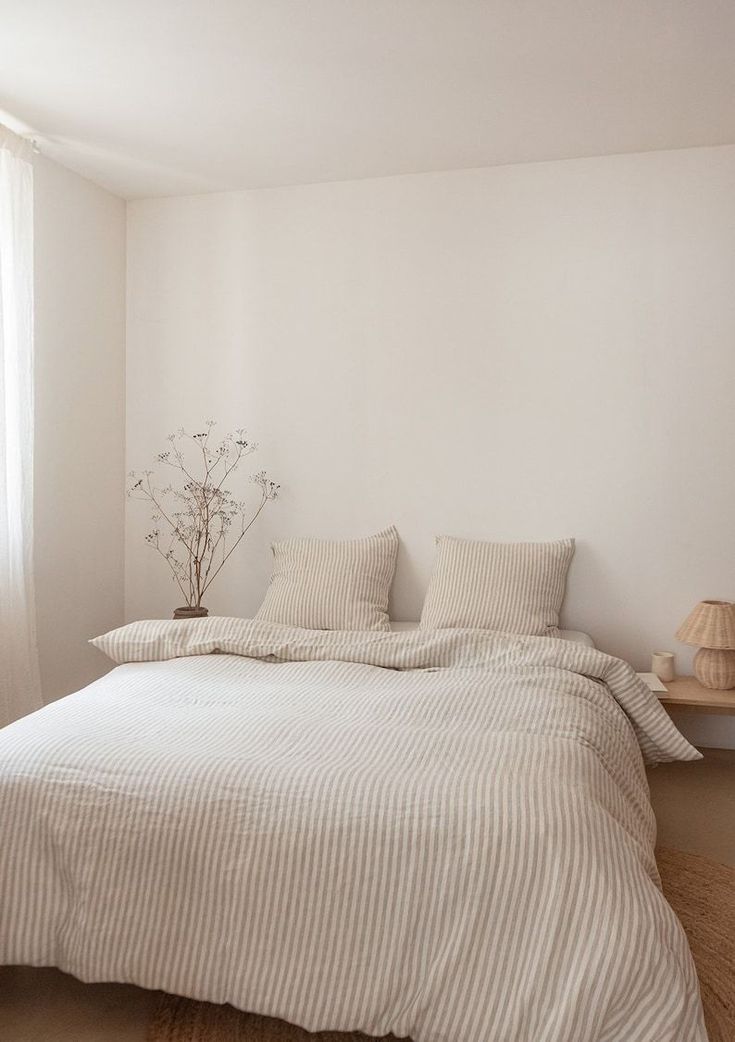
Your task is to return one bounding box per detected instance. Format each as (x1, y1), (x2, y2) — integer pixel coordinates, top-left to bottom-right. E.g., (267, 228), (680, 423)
(173, 606), (209, 620)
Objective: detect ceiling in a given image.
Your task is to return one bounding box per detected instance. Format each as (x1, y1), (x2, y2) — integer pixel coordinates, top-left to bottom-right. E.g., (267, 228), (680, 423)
(2, 0), (735, 199)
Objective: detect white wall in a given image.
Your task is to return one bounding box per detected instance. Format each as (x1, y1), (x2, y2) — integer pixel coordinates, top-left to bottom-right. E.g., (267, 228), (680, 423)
(34, 154), (126, 702)
(126, 144), (735, 743)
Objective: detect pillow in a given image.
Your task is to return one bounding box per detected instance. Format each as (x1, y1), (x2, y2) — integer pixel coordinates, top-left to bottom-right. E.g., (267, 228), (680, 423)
(419, 536), (574, 636)
(256, 526), (399, 631)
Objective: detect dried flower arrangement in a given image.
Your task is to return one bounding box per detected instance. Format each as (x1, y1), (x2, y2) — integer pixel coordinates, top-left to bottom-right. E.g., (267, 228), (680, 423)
(128, 421), (279, 617)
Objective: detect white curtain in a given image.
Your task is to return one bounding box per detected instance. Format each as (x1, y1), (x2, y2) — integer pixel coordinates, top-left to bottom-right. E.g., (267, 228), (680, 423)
(0, 124), (41, 726)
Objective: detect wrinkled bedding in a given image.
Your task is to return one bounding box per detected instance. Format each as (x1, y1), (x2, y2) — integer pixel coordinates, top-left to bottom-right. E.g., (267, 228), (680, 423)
(0, 618), (706, 1041)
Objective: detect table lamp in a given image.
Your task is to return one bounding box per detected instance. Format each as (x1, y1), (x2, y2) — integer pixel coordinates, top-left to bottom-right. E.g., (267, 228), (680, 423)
(675, 600), (735, 690)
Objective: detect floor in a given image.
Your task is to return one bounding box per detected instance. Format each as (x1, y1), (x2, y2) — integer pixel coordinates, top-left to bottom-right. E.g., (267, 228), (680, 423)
(649, 746), (735, 867)
(1, 747), (733, 1042)
(0, 966), (156, 1042)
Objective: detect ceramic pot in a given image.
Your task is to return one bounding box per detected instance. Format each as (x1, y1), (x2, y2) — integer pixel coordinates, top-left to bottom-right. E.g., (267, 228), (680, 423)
(173, 606), (209, 620)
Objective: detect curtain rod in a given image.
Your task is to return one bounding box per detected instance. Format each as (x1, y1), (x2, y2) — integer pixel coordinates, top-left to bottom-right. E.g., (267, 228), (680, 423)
(0, 119), (41, 154)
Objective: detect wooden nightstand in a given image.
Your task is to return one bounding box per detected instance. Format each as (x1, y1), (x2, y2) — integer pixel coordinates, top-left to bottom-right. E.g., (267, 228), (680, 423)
(659, 676), (735, 715)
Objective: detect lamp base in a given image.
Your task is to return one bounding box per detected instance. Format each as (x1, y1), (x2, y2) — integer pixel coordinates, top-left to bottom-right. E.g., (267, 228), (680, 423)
(693, 647), (735, 690)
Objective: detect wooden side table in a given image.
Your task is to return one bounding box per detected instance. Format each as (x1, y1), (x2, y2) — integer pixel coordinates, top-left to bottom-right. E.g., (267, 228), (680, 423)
(658, 676), (735, 715)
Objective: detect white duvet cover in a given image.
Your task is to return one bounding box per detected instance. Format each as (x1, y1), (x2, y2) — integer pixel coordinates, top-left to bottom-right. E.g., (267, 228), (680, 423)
(0, 619), (705, 1041)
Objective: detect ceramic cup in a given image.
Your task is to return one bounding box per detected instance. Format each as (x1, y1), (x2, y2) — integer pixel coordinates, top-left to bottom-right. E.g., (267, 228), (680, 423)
(651, 651), (675, 683)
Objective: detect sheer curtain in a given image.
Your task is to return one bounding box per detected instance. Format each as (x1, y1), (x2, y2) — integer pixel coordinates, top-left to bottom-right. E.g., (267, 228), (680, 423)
(0, 124), (41, 726)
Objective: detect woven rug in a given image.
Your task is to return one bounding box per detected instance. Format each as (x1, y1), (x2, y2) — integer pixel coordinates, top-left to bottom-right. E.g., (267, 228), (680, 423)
(656, 847), (735, 1042)
(149, 847), (734, 1042)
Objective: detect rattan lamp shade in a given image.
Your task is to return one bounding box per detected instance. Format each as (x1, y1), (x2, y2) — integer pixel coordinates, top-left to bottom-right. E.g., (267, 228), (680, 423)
(676, 601), (735, 649)
(676, 600), (735, 690)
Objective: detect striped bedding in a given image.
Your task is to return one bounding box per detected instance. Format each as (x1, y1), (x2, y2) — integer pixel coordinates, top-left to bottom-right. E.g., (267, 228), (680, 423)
(0, 619), (706, 1041)
(419, 536), (575, 636)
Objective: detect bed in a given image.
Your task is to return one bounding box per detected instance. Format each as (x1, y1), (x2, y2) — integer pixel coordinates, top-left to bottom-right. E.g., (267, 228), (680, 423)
(0, 618), (706, 1041)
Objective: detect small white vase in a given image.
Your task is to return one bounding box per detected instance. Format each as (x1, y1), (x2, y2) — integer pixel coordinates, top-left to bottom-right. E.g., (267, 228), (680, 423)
(651, 651), (675, 683)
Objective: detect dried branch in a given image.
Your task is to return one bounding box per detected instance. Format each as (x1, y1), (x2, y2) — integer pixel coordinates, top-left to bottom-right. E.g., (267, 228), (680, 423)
(128, 422), (279, 608)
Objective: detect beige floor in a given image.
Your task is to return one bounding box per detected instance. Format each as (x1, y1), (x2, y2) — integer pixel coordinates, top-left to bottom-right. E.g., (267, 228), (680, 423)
(1, 747), (733, 1042)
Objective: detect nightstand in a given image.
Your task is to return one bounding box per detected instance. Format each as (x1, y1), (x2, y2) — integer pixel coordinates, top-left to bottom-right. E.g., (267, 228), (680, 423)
(658, 676), (735, 715)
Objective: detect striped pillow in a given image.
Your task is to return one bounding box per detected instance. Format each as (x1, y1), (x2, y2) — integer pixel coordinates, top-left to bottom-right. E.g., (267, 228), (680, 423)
(419, 537), (575, 636)
(256, 527), (399, 631)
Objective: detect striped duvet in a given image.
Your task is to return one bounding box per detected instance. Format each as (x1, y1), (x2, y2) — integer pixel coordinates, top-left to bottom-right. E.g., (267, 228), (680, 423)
(0, 619), (706, 1041)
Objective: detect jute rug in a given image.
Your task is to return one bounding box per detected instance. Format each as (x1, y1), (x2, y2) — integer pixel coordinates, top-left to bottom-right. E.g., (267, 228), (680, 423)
(657, 848), (735, 1042)
(149, 847), (734, 1042)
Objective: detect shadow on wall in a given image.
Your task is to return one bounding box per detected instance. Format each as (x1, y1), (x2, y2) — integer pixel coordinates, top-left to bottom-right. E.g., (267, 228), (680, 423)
(388, 539), (427, 622)
(564, 540), (660, 667)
